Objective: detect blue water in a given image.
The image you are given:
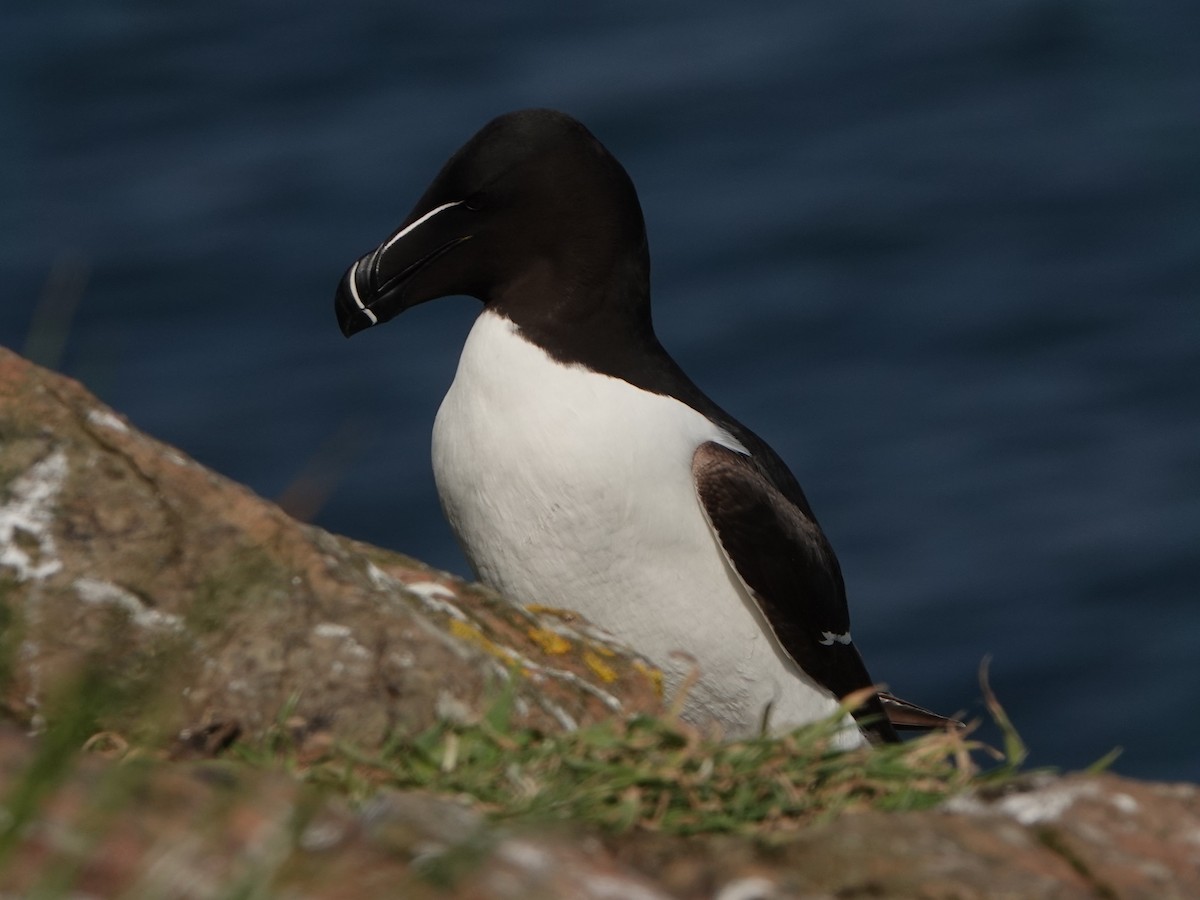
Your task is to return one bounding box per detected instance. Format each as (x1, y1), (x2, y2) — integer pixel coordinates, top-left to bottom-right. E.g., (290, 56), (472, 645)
(4, 2), (1198, 781)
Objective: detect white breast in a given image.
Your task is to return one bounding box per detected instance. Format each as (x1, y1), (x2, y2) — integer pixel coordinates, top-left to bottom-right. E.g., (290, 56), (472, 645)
(432, 310), (860, 745)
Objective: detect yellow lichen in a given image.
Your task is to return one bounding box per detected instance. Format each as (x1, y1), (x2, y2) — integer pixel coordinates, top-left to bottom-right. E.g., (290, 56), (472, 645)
(634, 660), (665, 697)
(447, 620), (533, 677)
(449, 619), (500, 656)
(526, 627), (571, 655)
(583, 650), (618, 684)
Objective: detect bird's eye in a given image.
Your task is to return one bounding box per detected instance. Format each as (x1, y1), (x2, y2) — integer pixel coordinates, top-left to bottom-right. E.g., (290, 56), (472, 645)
(464, 192), (486, 211)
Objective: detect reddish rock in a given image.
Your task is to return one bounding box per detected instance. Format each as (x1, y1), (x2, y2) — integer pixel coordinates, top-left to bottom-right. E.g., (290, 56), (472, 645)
(3, 347), (1198, 899)
(0, 346), (661, 749)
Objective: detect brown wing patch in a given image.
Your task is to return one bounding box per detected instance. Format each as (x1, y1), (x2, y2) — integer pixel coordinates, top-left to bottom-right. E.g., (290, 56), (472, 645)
(692, 441), (898, 743)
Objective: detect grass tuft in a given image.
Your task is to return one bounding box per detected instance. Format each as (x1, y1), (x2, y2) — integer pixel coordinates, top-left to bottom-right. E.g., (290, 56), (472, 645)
(0, 662), (1035, 896)
(978, 657), (1026, 775)
(247, 687), (1012, 838)
(1, 660), (1032, 888)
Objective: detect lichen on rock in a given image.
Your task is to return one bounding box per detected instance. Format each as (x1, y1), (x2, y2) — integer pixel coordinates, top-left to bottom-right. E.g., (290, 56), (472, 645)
(0, 346), (662, 750)
(3, 346), (1199, 899)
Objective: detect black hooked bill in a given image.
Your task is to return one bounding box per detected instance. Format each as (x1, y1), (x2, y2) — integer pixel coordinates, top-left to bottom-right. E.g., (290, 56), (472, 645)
(334, 200), (472, 337)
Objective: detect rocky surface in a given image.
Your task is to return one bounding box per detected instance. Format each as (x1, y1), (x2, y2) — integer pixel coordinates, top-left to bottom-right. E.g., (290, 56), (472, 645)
(0, 345), (661, 750)
(1, 721), (1197, 899)
(2, 345), (1199, 899)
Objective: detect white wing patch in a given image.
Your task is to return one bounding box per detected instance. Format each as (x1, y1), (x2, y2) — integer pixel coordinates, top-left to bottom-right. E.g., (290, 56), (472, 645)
(818, 630), (852, 646)
(713, 428), (749, 456)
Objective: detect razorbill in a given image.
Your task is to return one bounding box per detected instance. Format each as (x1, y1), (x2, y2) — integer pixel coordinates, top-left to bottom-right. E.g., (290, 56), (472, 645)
(334, 109), (952, 747)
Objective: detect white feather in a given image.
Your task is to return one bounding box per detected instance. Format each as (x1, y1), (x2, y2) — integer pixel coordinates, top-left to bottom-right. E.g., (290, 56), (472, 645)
(432, 310), (863, 747)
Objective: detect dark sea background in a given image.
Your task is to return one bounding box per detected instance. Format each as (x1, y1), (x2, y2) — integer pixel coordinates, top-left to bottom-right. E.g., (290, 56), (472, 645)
(4, 2), (1198, 780)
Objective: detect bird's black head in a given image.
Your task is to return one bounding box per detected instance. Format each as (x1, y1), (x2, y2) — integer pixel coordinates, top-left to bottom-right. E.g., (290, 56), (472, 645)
(335, 108), (652, 338)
